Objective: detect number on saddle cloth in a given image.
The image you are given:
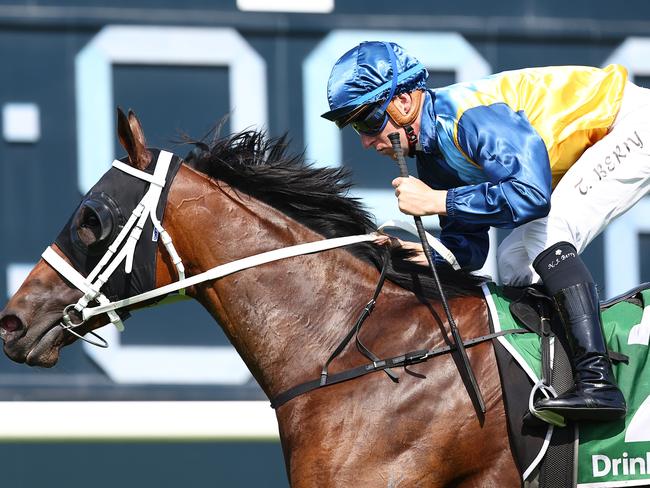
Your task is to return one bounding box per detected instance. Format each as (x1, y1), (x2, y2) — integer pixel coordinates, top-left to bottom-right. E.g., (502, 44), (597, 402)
(578, 285), (650, 485)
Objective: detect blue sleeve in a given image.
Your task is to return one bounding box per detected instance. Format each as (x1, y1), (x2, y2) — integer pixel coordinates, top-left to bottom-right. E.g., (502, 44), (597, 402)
(446, 103), (552, 229)
(436, 216), (490, 271)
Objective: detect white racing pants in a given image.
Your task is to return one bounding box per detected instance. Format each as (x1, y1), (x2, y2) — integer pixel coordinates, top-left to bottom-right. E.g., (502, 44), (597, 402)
(497, 81), (650, 286)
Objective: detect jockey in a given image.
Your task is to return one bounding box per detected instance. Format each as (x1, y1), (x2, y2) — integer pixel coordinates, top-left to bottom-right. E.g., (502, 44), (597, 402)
(320, 41), (650, 422)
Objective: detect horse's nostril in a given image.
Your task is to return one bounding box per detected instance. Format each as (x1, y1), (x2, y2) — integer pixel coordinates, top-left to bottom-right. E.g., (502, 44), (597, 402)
(0, 315), (24, 338)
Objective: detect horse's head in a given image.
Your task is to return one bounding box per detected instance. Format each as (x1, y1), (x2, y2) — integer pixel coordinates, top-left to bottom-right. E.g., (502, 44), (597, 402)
(0, 108), (172, 366)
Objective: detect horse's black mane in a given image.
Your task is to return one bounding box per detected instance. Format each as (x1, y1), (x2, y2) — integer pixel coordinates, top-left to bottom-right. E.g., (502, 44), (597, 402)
(183, 129), (486, 299)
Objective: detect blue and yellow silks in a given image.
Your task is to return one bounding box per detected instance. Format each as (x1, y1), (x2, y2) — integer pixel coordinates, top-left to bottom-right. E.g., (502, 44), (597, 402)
(419, 65), (627, 270)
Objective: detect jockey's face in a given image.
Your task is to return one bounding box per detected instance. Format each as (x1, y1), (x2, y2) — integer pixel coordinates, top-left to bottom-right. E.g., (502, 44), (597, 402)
(357, 92), (418, 160)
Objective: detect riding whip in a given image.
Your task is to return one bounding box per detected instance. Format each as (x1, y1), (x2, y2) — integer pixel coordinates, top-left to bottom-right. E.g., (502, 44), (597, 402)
(388, 132), (486, 414)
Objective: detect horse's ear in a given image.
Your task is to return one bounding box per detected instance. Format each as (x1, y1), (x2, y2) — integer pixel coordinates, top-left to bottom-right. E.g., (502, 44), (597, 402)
(116, 107), (151, 170)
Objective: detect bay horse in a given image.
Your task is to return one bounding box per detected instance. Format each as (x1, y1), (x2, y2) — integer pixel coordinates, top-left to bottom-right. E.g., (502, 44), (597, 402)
(0, 109), (520, 487)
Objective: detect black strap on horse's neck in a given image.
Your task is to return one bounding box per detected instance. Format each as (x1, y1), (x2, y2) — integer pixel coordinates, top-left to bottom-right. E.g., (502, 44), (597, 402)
(270, 327), (527, 409)
(318, 253), (396, 386)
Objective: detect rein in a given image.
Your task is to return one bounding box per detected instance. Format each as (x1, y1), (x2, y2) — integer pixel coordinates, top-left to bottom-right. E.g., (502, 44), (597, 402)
(78, 233), (379, 320)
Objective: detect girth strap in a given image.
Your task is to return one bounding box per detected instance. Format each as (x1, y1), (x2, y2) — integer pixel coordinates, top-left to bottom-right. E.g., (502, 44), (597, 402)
(270, 328), (527, 409)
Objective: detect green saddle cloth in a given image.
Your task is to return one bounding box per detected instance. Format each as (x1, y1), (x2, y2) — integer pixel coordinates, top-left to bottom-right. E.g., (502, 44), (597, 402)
(485, 283), (650, 487)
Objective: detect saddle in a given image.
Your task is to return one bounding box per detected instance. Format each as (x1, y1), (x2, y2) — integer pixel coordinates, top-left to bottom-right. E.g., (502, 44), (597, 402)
(487, 283), (649, 488)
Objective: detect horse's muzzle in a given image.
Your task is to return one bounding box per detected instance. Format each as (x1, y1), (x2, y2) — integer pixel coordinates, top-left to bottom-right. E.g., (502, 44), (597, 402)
(0, 310), (66, 367)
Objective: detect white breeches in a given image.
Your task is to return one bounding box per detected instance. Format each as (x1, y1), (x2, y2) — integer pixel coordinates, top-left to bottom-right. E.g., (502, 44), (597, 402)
(497, 82), (650, 286)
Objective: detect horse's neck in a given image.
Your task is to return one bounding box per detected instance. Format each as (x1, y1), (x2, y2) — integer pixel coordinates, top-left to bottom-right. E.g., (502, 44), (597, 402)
(162, 167), (381, 398)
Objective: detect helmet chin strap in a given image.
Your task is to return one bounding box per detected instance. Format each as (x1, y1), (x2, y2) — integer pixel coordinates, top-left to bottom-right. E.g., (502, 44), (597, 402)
(403, 125), (418, 158)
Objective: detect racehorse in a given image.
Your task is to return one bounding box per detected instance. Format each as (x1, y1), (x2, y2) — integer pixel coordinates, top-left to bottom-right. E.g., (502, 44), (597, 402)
(0, 109), (520, 487)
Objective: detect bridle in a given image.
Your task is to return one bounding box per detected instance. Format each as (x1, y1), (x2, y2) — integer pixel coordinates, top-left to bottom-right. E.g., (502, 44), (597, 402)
(41, 150), (460, 349)
(42, 150), (184, 347)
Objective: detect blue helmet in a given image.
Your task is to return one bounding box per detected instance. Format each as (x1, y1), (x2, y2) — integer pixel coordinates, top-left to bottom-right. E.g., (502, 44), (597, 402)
(321, 41), (428, 124)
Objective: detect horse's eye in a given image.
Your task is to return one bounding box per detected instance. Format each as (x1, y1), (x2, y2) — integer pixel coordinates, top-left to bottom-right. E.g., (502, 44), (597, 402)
(69, 193), (121, 255)
(82, 211), (100, 229)
(76, 207), (104, 246)
(81, 212), (99, 227)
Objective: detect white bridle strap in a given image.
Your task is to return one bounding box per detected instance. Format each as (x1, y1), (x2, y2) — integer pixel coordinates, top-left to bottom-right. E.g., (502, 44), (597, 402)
(82, 233), (377, 321)
(377, 219), (460, 271)
(111, 160), (166, 187)
(42, 246), (94, 294)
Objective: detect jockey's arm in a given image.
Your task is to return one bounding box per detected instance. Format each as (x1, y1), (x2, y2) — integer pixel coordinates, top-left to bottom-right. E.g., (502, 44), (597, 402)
(446, 104), (553, 228)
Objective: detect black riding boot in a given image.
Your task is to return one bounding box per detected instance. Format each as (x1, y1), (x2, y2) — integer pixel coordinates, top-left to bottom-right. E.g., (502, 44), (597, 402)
(532, 242), (626, 422)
